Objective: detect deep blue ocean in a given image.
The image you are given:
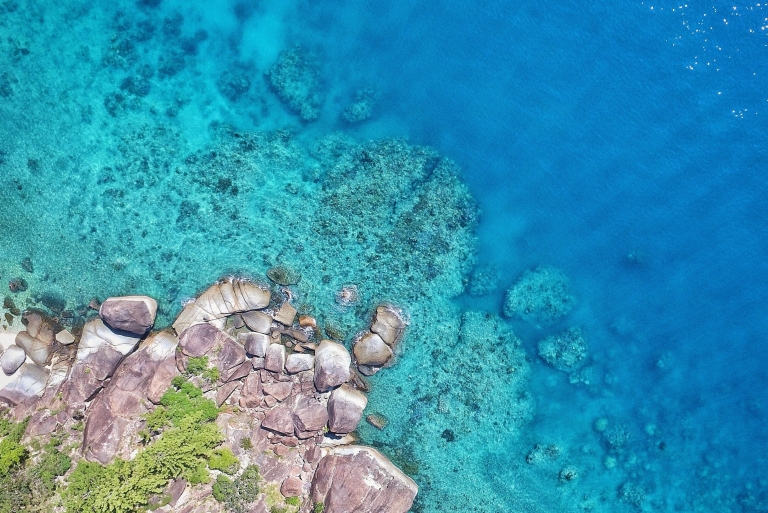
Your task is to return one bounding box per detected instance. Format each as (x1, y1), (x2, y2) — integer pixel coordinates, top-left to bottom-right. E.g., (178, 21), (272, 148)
(1, 0), (767, 511)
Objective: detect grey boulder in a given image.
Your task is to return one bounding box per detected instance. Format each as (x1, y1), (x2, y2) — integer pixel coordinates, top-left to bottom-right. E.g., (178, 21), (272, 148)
(1, 344), (26, 375)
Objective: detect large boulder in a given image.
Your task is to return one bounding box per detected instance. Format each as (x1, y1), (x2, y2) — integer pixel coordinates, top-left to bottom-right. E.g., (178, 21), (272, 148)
(173, 278), (271, 334)
(314, 340), (351, 392)
(241, 310), (272, 334)
(370, 305), (406, 346)
(178, 322), (231, 358)
(99, 295), (158, 335)
(292, 398), (328, 436)
(261, 403), (295, 435)
(352, 332), (392, 367)
(1, 345), (26, 375)
(311, 446), (418, 513)
(64, 319), (141, 404)
(327, 384), (367, 434)
(15, 331), (53, 365)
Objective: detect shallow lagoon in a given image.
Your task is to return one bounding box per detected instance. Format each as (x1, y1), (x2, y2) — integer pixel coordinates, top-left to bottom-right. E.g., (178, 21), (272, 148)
(1, 0), (767, 511)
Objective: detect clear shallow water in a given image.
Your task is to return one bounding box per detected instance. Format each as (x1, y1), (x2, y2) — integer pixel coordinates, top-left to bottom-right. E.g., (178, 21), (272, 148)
(1, 0), (767, 512)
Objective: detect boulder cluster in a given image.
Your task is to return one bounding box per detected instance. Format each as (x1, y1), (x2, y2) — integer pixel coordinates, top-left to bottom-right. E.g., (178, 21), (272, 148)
(0, 277), (417, 513)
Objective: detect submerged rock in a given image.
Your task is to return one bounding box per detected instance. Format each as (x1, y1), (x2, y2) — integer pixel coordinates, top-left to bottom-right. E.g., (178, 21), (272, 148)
(99, 295), (158, 335)
(311, 446), (418, 513)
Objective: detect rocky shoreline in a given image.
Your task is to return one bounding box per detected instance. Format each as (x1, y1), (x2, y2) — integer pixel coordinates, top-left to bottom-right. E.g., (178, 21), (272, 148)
(0, 275), (417, 513)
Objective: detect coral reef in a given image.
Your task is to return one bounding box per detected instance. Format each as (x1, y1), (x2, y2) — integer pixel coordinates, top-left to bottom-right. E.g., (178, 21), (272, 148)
(537, 326), (588, 373)
(503, 266), (575, 325)
(341, 87), (379, 124)
(266, 46), (324, 122)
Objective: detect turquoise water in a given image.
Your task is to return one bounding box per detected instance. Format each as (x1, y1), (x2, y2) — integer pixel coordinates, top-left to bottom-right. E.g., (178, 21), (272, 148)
(2, 0), (767, 511)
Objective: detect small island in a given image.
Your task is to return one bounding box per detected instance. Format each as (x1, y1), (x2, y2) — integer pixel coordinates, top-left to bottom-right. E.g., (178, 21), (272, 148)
(0, 274), (417, 513)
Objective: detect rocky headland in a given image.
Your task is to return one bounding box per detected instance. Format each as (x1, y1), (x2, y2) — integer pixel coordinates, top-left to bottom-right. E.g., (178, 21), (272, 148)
(0, 275), (416, 513)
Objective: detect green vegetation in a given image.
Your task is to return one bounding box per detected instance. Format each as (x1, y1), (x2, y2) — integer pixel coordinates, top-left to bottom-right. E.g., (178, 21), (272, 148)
(239, 437), (253, 450)
(186, 356), (220, 382)
(313, 503), (325, 513)
(0, 416), (29, 477)
(208, 447), (239, 474)
(286, 496), (301, 506)
(64, 378), (228, 513)
(212, 464), (262, 513)
(0, 418), (71, 512)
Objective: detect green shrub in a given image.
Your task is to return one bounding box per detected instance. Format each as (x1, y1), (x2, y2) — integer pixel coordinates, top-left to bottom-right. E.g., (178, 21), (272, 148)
(208, 448), (239, 474)
(286, 496), (301, 506)
(212, 464), (261, 513)
(0, 417), (29, 477)
(239, 437), (253, 450)
(186, 356), (210, 375)
(313, 502), (325, 513)
(186, 356), (220, 382)
(64, 382), (226, 513)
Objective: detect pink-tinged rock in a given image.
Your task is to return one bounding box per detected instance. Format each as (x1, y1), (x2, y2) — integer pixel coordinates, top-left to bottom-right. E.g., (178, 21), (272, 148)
(281, 476), (304, 497)
(352, 331), (392, 367)
(178, 323), (229, 358)
(370, 305), (406, 346)
(239, 372), (263, 408)
(147, 354), (180, 404)
(262, 403), (295, 435)
(273, 303), (297, 326)
(264, 344), (286, 373)
(99, 295), (158, 335)
(28, 409), (58, 436)
(226, 360), (252, 382)
(0, 362), (49, 406)
(239, 332), (271, 357)
(1, 344), (26, 375)
(311, 446), (418, 513)
(217, 338), (247, 379)
(263, 381), (293, 401)
(216, 380), (240, 407)
(285, 353), (314, 374)
(327, 384), (368, 434)
(293, 401), (328, 434)
(314, 340), (351, 392)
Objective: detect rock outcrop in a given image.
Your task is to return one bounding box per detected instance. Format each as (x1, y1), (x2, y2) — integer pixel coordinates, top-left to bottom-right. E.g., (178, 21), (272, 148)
(311, 446), (418, 513)
(63, 318), (141, 404)
(83, 331), (178, 464)
(173, 278), (271, 334)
